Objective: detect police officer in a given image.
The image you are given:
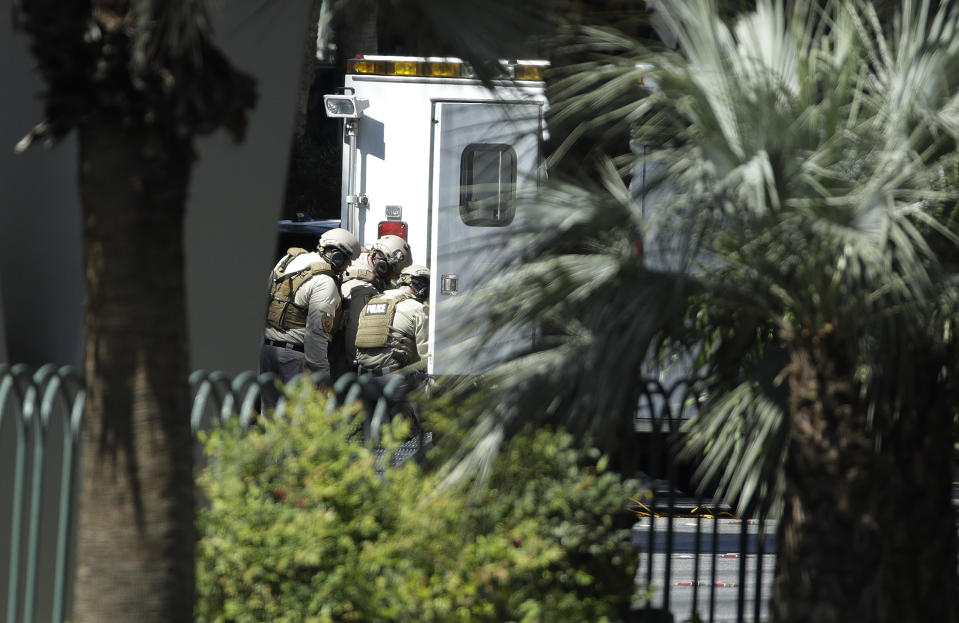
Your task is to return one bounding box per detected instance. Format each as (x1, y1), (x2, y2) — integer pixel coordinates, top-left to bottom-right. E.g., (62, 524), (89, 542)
(259, 227), (360, 400)
(354, 264), (430, 434)
(332, 234), (413, 377)
(354, 264), (429, 375)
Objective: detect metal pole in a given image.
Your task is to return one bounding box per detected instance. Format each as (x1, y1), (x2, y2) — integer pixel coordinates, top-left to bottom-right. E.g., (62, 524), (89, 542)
(346, 119), (359, 233)
(52, 378), (84, 623)
(23, 365), (61, 623)
(1, 367), (28, 623)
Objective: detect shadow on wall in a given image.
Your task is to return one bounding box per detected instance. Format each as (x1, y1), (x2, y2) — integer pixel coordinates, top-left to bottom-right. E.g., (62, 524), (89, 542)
(0, 5), (84, 368)
(0, 2), (316, 373)
(185, 0), (316, 376)
(0, 277), (7, 362)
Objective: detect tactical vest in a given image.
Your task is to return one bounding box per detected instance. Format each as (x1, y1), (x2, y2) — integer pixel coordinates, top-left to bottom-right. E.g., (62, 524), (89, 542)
(344, 265), (376, 283)
(266, 248), (336, 331)
(354, 293), (413, 349)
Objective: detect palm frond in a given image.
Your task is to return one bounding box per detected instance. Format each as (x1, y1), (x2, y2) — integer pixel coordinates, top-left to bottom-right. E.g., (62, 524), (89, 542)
(680, 379), (788, 518)
(449, 0), (959, 514)
(439, 165), (698, 454)
(14, 0), (256, 147)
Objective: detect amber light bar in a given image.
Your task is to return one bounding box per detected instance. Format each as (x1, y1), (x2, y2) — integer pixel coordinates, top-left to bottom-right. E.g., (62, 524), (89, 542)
(347, 57), (546, 81)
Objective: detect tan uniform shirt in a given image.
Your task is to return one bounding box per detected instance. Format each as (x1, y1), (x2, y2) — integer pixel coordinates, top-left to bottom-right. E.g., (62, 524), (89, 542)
(354, 288), (429, 372)
(264, 251), (340, 374)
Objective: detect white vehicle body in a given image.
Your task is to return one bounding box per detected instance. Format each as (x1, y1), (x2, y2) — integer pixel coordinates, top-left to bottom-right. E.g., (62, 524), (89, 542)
(331, 56), (547, 375)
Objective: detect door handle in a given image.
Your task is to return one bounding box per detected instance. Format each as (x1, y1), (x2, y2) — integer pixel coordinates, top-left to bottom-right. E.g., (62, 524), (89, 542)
(441, 274), (458, 296)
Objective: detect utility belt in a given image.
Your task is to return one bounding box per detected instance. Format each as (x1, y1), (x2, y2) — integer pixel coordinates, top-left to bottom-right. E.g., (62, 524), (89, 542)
(356, 365), (428, 392)
(264, 338), (304, 353)
(356, 365), (395, 377)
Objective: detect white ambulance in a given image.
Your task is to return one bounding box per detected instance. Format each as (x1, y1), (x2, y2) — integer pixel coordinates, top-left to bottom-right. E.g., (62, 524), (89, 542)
(323, 55), (548, 375)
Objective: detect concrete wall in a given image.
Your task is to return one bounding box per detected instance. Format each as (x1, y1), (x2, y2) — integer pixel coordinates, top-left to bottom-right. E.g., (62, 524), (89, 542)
(187, 0), (313, 374)
(0, 0), (313, 375)
(0, 4), (84, 369)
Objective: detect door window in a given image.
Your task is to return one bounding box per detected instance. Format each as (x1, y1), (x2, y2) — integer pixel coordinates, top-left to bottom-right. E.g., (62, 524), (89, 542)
(459, 143), (516, 226)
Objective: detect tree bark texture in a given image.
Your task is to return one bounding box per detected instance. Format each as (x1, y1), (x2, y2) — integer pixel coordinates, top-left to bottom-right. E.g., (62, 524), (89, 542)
(773, 330), (958, 623)
(334, 2), (378, 64)
(73, 118), (195, 623)
(292, 0), (323, 141)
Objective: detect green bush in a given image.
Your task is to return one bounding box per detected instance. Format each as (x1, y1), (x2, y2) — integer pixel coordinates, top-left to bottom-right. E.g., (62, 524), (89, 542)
(196, 386), (641, 623)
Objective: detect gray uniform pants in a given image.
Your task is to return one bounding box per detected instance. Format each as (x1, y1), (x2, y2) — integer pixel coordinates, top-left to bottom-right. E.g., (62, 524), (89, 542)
(357, 370), (423, 435)
(258, 343), (306, 410)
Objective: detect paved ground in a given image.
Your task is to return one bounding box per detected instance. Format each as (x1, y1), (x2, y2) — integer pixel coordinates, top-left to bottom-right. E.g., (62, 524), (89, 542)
(631, 514), (776, 623)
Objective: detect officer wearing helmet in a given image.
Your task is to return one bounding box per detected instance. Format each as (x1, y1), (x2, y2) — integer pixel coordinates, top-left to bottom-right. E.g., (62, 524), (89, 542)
(259, 227), (360, 400)
(332, 234), (413, 377)
(354, 264), (430, 377)
(354, 264), (431, 431)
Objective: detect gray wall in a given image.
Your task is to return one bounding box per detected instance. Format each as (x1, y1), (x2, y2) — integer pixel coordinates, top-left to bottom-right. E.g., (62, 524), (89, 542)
(0, 0), (313, 375)
(187, 0), (313, 374)
(0, 257), (8, 363)
(0, 3), (84, 369)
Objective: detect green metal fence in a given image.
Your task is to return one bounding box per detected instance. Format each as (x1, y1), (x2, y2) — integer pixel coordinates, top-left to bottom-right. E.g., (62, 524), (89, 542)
(0, 365), (293, 623)
(1, 364), (83, 623)
(0, 365), (418, 623)
(2, 363), (768, 623)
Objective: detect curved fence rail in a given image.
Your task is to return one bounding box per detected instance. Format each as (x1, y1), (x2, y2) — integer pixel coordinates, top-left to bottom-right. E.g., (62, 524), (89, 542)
(0, 366), (423, 623)
(187, 369), (413, 433)
(1, 364), (770, 623)
(0, 364), (84, 623)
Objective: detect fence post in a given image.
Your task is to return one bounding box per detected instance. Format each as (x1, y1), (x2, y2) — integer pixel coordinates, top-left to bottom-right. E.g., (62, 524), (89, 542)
(45, 368), (84, 623)
(1, 364), (29, 623)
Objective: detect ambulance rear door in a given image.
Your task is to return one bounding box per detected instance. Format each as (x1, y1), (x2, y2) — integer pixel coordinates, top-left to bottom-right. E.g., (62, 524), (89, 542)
(428, 99), (543, 375)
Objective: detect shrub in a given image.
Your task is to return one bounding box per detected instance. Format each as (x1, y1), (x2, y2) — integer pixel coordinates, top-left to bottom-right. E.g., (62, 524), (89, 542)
(196, 386), (641, 623)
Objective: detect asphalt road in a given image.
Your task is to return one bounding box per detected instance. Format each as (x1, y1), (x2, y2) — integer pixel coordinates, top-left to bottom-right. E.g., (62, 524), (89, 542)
(632, 516), (777, 623)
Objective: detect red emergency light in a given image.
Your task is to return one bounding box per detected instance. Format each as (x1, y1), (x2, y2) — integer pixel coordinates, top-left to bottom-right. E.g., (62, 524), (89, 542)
(378, 220), (408, 239)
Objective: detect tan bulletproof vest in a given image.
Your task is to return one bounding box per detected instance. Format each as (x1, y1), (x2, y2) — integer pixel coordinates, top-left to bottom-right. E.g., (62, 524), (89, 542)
(344, 265), (376, 283)
(266, 248), (336, 331)
(354, 293), (413, 349)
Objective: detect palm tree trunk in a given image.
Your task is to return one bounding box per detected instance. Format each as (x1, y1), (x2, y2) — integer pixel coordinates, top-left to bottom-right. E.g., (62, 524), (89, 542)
(292, 0), (323, 141)
(334, 2), (378, 63)
(72, 117), (195, 622)
(774, 334), (959, 622)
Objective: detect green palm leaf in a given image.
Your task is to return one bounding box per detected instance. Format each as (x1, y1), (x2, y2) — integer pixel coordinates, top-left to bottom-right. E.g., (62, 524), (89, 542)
(451, 0), (959, 520)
